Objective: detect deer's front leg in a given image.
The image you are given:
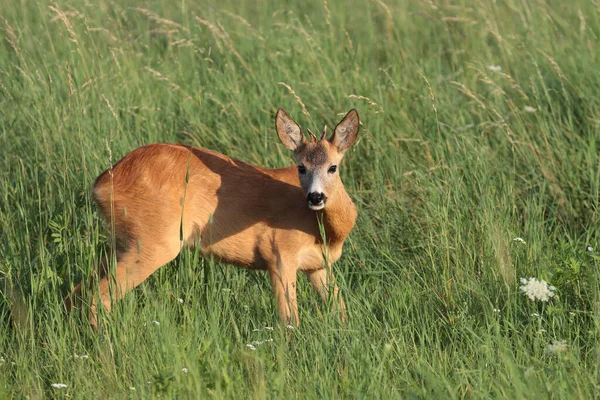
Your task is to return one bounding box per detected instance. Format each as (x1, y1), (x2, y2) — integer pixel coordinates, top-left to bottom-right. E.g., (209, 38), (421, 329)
(305, 267), (347, 323)
(268, 266), (298, 325)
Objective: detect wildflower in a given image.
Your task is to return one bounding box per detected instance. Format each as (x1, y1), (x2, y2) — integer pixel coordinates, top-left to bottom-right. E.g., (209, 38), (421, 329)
(493, 308), (500, 313)
(51, 383), (68, 389)
(456, 123), (474, 131)
(524, 106), (537, 113)
(253, 326), (274, 332)
(74, 354), (89, 360)
(152, 320), (160, 326)
(513, 237), (526, 244)
(487, 65), (502, 72)
(129, 387), (136, 391)
(177, 298), (184, 304)
(182, 367), (188, 373)
(246, 344), (256, 351)
(545, 340), (568, 355)
(251, 341), (261, 346)
(285, 324), (295, 330)
(263, 338), (274, 343)
(587, 246), (594, 252)
(520, 278), (556, 302)
(531, 312), (540, 317)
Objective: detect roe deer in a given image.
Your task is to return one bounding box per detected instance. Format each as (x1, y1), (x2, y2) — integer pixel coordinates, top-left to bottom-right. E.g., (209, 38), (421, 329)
(67, 109), (360, 328)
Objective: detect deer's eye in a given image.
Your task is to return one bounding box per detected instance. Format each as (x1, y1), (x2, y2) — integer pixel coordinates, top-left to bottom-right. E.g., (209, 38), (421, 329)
(328, 165), (337, 174)
(298, 165), (307, 175)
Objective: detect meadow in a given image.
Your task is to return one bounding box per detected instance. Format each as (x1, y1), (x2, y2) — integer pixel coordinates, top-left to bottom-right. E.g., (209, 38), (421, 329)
(0, 0), (599, 398)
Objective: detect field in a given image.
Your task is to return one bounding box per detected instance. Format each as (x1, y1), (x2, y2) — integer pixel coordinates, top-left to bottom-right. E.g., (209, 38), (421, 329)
(1, 0), (599, 398)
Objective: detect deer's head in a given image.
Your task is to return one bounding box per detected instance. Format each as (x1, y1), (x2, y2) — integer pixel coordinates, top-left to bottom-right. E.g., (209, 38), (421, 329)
(276, 109), (359, 211)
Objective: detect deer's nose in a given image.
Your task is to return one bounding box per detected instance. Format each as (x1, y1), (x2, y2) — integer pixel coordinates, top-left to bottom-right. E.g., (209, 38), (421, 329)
(307, 192), (325, 205)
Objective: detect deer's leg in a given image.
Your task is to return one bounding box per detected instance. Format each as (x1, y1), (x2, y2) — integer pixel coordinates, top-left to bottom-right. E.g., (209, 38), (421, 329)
(87, 241), (180, 328)
(66, 233), (182, 329)
(65, 255), (109, 315)
(268, 267), (298, 326)
(305, 267), (347, 323)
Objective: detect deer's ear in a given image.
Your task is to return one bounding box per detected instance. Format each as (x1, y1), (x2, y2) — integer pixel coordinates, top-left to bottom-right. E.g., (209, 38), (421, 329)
(276, 109), (305, 151)
(330, 109), (359, 152)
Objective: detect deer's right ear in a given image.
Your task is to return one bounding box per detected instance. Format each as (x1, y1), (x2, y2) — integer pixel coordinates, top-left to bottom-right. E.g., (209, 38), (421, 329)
(276, 109), (305, 151)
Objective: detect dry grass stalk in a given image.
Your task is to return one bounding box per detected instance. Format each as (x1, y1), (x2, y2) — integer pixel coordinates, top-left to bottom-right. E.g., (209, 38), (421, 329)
(278, 82), (311, 120)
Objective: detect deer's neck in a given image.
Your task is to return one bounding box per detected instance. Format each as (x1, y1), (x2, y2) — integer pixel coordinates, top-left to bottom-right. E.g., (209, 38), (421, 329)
(319, 186), (357, 244)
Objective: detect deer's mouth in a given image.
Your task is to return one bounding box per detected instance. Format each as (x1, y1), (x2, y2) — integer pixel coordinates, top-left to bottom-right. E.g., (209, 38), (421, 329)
(307, 191), (327, 211)
(308, 201), (325, 211)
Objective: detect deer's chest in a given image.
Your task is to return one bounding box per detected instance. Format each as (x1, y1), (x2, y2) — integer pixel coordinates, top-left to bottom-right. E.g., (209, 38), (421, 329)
(297, 242), (344, 271)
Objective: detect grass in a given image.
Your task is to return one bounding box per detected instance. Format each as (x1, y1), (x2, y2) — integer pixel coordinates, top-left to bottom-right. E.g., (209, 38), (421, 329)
(0, 0), (599, 398)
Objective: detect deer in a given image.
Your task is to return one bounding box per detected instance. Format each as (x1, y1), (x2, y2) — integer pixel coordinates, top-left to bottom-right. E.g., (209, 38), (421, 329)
(66, 109), (360, 328)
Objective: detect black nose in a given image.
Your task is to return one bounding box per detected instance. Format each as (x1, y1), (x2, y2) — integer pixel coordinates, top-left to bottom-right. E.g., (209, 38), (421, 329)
(307, 192), (325, 205)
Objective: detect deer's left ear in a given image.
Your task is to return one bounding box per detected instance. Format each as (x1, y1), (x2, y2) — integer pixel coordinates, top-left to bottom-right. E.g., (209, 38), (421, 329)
(330, 109), (359, 152)
(276, 109), (306, 151)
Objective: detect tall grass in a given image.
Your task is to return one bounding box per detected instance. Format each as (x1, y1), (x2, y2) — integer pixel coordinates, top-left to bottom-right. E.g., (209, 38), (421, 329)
(0, 0), (599, 397)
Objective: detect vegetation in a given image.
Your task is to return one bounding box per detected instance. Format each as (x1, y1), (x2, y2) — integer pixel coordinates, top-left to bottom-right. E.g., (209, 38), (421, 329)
(0, 0), (598, 397)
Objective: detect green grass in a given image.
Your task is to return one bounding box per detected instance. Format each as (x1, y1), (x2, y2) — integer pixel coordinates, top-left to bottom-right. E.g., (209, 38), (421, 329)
(1, 0), (599, 398)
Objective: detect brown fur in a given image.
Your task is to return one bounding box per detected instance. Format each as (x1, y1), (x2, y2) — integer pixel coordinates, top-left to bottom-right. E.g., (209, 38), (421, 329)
(67, 109), (359, 327)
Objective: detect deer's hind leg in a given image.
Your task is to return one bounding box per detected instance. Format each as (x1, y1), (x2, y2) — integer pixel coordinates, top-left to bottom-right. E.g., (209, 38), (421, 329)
(67, 205), (185, 329)
(91, 239), (181, 326)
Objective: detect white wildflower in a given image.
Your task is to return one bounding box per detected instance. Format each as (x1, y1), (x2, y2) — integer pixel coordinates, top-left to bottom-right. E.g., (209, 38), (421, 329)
(263, 338), (273, 343)
(587, 246), (594, 252)
(531, 312), (540, 317)
(253, 326), (274, 332)
(520, 277), (556, 302)
(493, 308), (500, 313)
(51, 383), (67, 389)
(487, 65), (502, 72)
(177, 298), (184, 304)
(545, 340), (568, 355)
(285, 324), (295, 330)
(182, 367), (188, 373)
(74, 354), (89, 360)
(524, 106), (537, 113)
(246, 344), (256, 351)
(524, 367), (535, 378)
(513, 237), (526, 244)
(152, 320), (160, 326)
(129, 387), (136, 391)
(251, 341), (261, 346)
(456, 123), (474, 131)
